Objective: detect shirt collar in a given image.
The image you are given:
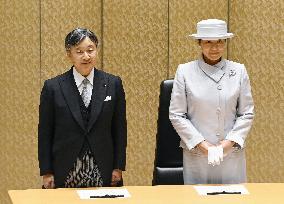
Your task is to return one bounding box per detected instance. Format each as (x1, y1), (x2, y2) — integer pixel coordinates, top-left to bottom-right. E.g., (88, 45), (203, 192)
(197, 56), (226, 83)
(73, 67), (94, 87)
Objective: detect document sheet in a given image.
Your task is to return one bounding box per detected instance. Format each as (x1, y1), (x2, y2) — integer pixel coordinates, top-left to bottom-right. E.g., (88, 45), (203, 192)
(77, 188), (131, 199)
(194, 185), (249, 195)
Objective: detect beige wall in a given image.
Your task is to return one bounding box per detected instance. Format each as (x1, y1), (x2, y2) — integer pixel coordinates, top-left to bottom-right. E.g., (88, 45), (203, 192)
(0, 0), (283, 203)
(229, 0), (284, 182)
(169, 0), (228, 76)
(0, 1), (41, 204)
(103, 0), (168, 185)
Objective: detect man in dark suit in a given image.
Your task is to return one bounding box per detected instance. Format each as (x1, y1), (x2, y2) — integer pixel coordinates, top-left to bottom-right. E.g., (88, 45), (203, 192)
(38, 28), (127, 188)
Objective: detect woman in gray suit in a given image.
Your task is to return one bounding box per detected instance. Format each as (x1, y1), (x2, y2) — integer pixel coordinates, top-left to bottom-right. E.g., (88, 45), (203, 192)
(169, 19), (254, 184)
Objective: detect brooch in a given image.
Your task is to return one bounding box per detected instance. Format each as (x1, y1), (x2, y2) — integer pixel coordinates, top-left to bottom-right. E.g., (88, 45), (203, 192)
(229, 69), (236, 77)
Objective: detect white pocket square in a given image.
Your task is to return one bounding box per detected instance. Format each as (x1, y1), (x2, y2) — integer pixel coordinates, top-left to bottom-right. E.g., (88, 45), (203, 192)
(104, 96), (112, 101)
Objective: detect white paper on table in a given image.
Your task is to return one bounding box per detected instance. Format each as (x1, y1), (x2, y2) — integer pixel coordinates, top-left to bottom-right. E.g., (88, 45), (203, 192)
(194, 185), (249, 196)
(77, 188), (131, 199)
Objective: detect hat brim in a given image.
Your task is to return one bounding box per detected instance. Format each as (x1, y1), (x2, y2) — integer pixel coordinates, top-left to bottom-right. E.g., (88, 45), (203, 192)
(189, 33), (234, 40)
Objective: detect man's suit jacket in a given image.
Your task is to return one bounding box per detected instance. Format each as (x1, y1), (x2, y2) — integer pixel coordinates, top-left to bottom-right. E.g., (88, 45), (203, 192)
(38, 67), (127, 187)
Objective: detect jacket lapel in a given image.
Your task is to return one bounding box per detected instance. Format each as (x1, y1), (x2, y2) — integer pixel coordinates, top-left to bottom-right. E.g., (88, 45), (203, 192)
(59, 69), (86, 131)
(87, 69), (107, 132)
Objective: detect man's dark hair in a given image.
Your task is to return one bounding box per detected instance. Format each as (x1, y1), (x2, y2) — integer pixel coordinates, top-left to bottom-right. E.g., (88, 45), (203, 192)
(65, 28), (99, 50)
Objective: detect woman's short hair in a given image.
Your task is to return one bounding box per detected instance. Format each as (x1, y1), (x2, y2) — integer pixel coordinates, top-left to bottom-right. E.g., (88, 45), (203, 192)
(65, 28), (99, 50)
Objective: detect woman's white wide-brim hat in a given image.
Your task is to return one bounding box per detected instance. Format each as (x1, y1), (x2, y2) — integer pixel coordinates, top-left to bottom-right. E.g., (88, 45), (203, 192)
(190, 19), (234, 40)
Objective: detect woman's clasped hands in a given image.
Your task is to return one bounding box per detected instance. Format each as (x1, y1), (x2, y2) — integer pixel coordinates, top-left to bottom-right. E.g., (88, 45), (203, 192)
(208, 145), (223, 166)
(198, 140), (235, 166)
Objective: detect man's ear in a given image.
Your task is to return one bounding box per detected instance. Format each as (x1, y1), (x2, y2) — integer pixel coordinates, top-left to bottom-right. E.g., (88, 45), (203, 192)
(66, 50), (72, 62)
(66, 50), (71, 57)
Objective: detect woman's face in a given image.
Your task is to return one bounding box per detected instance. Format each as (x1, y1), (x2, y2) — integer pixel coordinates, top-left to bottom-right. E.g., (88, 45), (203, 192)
(200, 39), (226, 65)
(67, 37), (97, 77)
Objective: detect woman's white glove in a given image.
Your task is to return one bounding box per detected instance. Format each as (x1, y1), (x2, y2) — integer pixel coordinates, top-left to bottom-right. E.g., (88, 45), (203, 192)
(208, 146), (223, 166)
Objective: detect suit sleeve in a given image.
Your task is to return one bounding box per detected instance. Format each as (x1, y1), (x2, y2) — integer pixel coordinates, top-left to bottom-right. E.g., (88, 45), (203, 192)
(169, 65), (205, 150)
(111, 76), (127, 170)
(38, 80), (54, 175)
(225, 65), (254, 148)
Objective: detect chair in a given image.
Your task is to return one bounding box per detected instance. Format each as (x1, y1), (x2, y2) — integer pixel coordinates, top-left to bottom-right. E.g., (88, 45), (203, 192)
(152, 79), (183, 185)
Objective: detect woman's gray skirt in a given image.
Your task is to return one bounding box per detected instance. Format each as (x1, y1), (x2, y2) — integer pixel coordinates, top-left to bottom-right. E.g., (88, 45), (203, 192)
(183, 148), (247, 184)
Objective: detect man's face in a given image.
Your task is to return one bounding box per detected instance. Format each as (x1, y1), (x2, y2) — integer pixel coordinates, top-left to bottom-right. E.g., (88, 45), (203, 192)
(67, 37), (97, 77)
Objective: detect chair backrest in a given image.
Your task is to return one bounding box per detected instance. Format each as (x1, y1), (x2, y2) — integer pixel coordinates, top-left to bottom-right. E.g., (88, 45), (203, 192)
(152, 79), (183, 185)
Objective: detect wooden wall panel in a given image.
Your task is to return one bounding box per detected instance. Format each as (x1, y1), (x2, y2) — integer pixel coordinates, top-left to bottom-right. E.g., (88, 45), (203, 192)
(229, 0), (284, 182)
(41, 0), (102, 83)
(169, 0), (228, 77)
(103, 0), (168, 185)
(0, 1), (40, 203)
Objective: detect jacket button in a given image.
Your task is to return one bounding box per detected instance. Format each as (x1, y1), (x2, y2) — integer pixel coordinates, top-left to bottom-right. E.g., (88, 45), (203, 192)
(216, 107), (221, 114)
(217, 85), (222, 90)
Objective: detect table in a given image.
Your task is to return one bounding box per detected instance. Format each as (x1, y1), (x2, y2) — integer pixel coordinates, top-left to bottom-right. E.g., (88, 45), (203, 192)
(8, 183), (284, 204)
